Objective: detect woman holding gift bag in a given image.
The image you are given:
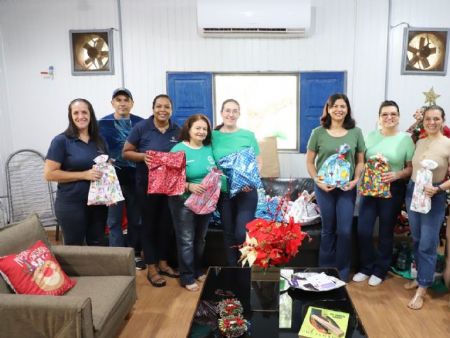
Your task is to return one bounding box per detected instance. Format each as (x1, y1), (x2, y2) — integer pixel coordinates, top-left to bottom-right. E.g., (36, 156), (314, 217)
(306, 93), (365, 281)
(44, 98), (108, 246)
(353, 100), (415, 287)
(168, 114), (223, 291)
(123, 94), (180, 287)
(212, 99), (262, 266)
(405, 105), (450, 309)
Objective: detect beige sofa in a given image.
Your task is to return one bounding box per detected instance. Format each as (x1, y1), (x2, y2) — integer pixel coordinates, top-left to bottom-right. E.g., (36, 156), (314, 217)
(0, 214), (136, 338)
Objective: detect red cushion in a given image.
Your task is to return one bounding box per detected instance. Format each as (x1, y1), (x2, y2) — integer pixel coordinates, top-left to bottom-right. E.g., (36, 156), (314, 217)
(0, 240), (76, 295)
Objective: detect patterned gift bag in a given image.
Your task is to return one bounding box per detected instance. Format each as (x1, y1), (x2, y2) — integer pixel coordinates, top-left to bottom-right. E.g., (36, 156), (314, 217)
(146, 150), (186, 196)
(316, 144), (351, 189)
(87, 155), (124, 206)
(358, 154), (391, 198)
(410, 159), (438, 214)
(254, 195), (288, 222)
(218, 147), (263, 198)
(287, 191), (321, 225)
(184, 168), (222, 215)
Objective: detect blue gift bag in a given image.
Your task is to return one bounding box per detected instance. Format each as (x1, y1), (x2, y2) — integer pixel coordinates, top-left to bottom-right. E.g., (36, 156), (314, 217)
(316, 144), (351, 189)
(218, 147), (263, 198)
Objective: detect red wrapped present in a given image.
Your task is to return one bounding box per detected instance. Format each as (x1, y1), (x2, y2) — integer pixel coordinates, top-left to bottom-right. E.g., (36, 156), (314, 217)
(184, 168), (222, 215)
(146, 150), (186, 196)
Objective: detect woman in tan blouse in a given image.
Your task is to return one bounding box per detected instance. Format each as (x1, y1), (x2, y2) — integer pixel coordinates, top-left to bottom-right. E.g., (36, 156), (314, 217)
(405, 105), (450, 310)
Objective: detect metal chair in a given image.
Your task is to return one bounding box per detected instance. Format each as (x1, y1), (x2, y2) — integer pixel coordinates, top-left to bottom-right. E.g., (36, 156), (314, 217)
(0, 196), (7, 228)
(5, 149), (60, 239)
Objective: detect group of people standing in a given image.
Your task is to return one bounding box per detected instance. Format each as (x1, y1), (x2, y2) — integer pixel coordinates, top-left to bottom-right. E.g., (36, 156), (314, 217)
(44, 90), (259, 293)
(306, 93), (449, 310)
(44, 89), (449, 308)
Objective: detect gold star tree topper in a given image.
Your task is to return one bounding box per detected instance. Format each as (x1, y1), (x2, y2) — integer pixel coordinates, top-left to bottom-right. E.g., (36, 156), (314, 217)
(423, 87), (441, 106)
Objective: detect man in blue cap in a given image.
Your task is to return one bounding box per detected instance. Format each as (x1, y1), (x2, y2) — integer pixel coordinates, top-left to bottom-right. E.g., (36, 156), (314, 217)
(99, 88), (145, 269)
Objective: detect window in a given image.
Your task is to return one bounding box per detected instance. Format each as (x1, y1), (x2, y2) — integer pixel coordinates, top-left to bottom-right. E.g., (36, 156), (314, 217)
(214, 73), (298, 151)
(167, 71), (345, 153)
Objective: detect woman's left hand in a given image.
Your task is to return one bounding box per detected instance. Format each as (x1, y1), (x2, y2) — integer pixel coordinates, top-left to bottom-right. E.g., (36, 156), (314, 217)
(342, 179), (358, 191)
(424, 185), (439, 197)
(189, 183), (206, 195)
(381, 171), (398, 183)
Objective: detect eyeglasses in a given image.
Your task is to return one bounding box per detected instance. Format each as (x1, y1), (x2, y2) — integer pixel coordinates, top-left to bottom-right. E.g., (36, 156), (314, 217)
(223, 109), (240, 115)
(380, 112), (399, 119)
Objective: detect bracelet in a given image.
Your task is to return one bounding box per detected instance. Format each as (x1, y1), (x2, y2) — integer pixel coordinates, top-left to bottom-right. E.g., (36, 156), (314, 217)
(436, 185), (443, 193)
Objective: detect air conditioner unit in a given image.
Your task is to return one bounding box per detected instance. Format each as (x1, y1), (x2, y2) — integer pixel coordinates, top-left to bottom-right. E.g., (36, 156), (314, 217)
(197, 0), (311, 38)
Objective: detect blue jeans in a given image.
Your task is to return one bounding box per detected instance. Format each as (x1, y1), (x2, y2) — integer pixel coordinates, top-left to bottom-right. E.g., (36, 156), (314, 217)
(406, 180), (446, 287)
(218, 190), (258, 266)
(357, 181), (406, 279)
(168, 196), (211, 285)
(314, 185), (356, 281)
(107, 183), (141, 253)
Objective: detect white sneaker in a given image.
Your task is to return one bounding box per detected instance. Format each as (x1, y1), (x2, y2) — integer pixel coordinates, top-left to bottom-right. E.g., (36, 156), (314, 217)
(352, 272), (369, 282)
(368, 275), (383, 286)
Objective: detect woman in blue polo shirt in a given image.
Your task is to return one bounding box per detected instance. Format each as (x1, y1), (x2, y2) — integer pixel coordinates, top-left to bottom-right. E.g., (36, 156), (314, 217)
(123, 94), (180, 287)
(44, 98), (108, 246)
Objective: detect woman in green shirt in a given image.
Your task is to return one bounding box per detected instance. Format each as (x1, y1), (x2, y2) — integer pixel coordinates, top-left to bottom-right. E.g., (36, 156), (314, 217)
(169, 114), (218, 292)
(352, 100), (414, 287)
(306, 93), (365, 281)
(212, 99), (261, 266)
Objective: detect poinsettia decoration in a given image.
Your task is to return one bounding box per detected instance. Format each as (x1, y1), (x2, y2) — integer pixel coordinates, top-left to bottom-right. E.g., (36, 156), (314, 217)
(239, 216), (307, 268)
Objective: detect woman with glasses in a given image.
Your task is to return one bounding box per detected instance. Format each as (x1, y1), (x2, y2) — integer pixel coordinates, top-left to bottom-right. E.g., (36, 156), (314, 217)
(353, 100), (414, 286)
(212, 99), (261, 266)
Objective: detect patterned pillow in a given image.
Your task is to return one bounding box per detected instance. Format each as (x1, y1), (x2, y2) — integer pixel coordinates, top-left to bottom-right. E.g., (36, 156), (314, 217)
(0, 240), (76, 295)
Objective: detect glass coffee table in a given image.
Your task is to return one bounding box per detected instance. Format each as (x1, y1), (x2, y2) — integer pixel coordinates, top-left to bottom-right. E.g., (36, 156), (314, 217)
(188, 267), (367, 338)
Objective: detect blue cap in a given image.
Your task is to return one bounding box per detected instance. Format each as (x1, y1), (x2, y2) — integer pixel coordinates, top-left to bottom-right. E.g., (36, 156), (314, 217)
(112, 88), (133, 100)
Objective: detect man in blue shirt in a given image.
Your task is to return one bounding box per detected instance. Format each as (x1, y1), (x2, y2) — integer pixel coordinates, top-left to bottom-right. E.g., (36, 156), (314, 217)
(99, 88), (145, 269)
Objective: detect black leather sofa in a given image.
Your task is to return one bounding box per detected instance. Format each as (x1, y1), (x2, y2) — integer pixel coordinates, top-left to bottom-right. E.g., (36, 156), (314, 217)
(203, 178), (322, 267)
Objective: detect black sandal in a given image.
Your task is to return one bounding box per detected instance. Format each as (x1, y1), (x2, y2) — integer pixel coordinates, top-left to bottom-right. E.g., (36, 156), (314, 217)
(147, 273), (166, 287)
(158, 267), (180, 278)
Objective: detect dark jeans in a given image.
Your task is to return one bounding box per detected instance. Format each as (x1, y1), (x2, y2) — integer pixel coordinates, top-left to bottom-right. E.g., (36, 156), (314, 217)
(107, 183), (142, 256)
(218, 190), (258, 266)
(406, 180), (446, 287)
(357, 180), (406, 279)
(314, 185), (356, 281)
(137, 187), (174, 265)
(55, 198), (108, 246)
(168, 196), (211, 285)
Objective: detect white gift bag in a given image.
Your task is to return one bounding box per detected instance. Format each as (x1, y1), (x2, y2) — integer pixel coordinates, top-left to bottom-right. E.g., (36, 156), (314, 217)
(87, 155), (124, 206)
(286, 190), (321, 225)
(410, 159), (438, 214)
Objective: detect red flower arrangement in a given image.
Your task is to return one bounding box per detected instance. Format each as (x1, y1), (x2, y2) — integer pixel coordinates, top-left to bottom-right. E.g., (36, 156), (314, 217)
(239, 216), (307, 268)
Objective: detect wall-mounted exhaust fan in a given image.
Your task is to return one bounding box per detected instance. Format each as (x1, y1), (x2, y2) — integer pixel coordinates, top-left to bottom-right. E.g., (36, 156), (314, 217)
(69, 29), (114, 76)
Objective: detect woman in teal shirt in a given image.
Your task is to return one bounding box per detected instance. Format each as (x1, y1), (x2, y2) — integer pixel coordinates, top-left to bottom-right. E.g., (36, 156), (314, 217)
(212, 99), (261, 266)
(169, 114), (219, 292)
(353, 100), (414, 286)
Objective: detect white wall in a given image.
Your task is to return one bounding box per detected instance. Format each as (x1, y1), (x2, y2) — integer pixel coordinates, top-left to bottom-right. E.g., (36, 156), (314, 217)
(388, 0), (450, 131)
(0, 0), (121, 157)
(0, 28), (13, 195)
(0, 0), (449, 181)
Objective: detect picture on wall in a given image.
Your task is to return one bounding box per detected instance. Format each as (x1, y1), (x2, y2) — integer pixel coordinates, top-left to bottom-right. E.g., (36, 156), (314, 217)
(401, 27), (449, 76)
(70, 29), (114, 76)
